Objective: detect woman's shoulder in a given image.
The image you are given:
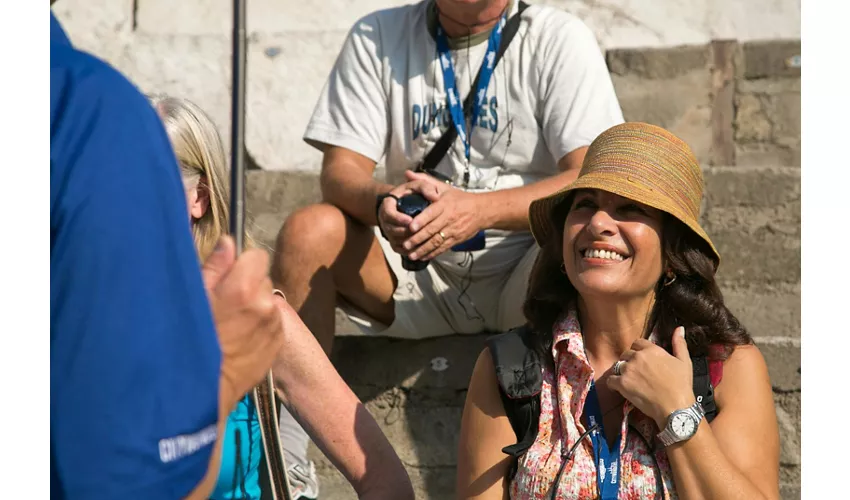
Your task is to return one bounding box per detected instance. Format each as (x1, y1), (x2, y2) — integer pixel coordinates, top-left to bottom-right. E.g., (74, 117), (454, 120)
(465, 346), (510, 419)
(712, 344), (771, 404)
(472, 346), (499, 387)
(722, 343), (769, 377)
(707, 342), (764, 385)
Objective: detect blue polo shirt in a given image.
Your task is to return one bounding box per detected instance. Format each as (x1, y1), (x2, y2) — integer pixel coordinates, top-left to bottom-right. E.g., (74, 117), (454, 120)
(51, 13), (222, 500)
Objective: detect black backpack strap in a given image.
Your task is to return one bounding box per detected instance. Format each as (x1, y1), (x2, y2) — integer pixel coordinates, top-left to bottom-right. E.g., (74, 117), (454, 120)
(419, 0), (530, 177)
(485, 324), (543, 479)
(257, 451), (273, 500)
(691, 355), (718, 423)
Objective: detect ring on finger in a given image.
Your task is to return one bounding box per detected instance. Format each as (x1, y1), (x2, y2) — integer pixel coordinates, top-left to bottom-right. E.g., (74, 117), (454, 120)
(438, 230), (447, 242)
(613, 360), (625, 376)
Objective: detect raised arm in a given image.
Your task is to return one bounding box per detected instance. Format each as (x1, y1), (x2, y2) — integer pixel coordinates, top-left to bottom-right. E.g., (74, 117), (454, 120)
(665, 345), (780, 500)
(608, 334), (780, 500)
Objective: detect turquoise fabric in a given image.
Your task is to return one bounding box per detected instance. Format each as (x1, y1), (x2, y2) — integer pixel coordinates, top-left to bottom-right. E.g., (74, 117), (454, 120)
(211, 394), (263, 499)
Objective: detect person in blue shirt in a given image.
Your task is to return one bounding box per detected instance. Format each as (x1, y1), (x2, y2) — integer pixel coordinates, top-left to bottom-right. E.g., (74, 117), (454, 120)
(50, 10), (284, 500)
(150, 93), (416, 500)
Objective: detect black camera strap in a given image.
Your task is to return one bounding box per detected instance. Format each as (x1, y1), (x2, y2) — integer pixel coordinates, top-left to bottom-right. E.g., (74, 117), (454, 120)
(417, 1), (529, 182)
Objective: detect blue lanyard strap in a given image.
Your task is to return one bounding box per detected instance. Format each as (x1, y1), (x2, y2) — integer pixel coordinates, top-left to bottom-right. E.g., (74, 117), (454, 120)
(586, 381), (622, 500)
(434, 13), (507, 163)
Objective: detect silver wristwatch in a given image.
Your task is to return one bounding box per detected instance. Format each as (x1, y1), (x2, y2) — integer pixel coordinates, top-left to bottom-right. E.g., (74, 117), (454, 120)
(657, 401), (705, 447)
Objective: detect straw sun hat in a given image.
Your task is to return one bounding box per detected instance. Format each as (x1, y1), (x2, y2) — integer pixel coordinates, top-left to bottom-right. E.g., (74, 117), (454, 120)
(528, 122), (720, 266)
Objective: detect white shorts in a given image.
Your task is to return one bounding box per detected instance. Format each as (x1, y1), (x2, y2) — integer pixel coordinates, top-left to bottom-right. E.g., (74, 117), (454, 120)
(339, 228), (540, 338)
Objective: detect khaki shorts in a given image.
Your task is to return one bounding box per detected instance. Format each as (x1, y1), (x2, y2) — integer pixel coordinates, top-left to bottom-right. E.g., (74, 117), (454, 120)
(339, 228), (540, 338)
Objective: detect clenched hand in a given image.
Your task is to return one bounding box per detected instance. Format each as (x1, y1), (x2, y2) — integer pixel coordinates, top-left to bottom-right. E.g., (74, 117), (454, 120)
(201, 235), (283, 413)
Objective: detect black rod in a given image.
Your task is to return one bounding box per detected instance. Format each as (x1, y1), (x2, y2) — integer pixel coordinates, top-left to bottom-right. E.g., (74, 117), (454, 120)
(230, 0), (247, 253)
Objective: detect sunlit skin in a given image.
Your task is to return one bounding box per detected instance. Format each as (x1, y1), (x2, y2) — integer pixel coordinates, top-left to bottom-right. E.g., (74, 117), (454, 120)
(563, 188), (665, 302)
(435, 0), (510, 37)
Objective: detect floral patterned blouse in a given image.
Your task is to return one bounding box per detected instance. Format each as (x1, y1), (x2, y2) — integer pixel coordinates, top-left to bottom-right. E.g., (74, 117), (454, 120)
(510, 310), (684, 499)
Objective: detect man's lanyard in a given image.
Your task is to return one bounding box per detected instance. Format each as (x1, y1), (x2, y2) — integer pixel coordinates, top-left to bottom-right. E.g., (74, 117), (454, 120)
(434, 12), (507, 182)
(586, 381), (622, 500)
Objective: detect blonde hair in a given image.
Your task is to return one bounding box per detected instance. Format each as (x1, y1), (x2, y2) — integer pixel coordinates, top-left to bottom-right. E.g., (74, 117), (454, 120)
(151, 94), (255, 260)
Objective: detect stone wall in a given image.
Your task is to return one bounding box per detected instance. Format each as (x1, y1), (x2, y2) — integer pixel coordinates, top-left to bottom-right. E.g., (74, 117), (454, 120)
(54, 0), (800, 174)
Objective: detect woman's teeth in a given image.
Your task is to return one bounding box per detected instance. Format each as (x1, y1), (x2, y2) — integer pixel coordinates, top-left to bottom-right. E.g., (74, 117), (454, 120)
(583, 248), (625, 261)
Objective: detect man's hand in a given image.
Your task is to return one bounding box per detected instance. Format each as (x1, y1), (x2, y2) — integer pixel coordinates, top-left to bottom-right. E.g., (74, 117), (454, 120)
(376, 174), (441, 254)
(401, 170), (486, 261)
(201, 235), (283, 414)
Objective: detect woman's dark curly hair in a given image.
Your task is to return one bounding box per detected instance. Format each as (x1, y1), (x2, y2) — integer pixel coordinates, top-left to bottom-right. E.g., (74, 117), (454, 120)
(522, 193), (753, 362)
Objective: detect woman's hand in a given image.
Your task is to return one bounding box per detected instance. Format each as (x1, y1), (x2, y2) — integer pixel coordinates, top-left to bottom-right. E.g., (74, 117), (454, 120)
(607, 327), (696, 428)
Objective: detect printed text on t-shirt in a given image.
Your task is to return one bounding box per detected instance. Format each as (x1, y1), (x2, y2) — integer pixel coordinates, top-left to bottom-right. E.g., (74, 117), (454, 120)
(411, 96), (499, 140)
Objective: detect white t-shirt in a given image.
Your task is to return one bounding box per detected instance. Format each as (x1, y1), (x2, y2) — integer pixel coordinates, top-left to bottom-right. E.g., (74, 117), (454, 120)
(304, 0), (623, 270)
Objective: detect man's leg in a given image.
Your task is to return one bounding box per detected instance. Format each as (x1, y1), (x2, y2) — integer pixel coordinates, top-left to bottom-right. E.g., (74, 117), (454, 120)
(271, 202), (397, 353)
(270, 202), (397, 498)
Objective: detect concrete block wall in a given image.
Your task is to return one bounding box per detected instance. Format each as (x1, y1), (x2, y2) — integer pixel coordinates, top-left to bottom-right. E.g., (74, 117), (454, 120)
(54, 0), (800, 173)
(53, 2), (800, 498)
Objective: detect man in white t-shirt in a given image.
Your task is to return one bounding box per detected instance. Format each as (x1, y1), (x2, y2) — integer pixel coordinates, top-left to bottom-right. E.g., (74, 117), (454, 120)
(271, 0), (623, 494)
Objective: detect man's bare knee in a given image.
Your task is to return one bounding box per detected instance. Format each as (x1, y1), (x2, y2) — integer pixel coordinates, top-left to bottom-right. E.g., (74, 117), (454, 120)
(274, 203), (348, 268)
(272, 202), (395, 326)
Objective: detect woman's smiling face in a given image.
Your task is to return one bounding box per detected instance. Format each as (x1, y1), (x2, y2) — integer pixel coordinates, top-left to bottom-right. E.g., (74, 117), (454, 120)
(562, 189), (666, 301)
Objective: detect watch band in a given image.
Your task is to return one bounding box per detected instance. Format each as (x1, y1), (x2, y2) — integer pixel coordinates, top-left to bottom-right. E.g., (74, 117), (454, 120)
(657, 401), (705, 447)
(375, 193), (400, 239)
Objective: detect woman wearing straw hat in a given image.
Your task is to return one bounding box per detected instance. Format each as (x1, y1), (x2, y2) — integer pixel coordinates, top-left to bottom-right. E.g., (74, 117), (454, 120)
(456, 123), (779, 499)
(151, 94), (414, 500)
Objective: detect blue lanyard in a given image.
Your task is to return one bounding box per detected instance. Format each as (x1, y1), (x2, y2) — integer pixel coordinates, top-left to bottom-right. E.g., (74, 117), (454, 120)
(586, 381), (621, 500)
(434, 13), (507, 163)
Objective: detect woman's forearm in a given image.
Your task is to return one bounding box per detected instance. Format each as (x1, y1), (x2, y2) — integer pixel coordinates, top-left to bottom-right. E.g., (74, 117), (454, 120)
(279, 385), (412, 499)
(665, 424), (776, 500)
(272, 307), (414, 499)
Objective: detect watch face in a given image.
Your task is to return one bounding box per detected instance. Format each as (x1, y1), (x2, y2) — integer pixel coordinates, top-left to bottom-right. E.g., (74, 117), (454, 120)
(671, 412), (696, 438)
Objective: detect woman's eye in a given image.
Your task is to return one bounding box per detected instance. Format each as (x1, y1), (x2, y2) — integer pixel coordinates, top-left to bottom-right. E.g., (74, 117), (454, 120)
(573, 199), (595, 210)
(620, 204), (646, 215)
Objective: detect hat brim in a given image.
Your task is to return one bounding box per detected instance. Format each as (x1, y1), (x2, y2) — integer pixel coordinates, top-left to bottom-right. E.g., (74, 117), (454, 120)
(528, 170), (720, 266)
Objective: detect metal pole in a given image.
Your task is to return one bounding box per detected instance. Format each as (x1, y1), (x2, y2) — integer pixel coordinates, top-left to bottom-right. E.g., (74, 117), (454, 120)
(229, 4), (294, 499)
(230, 0), (247, 253)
